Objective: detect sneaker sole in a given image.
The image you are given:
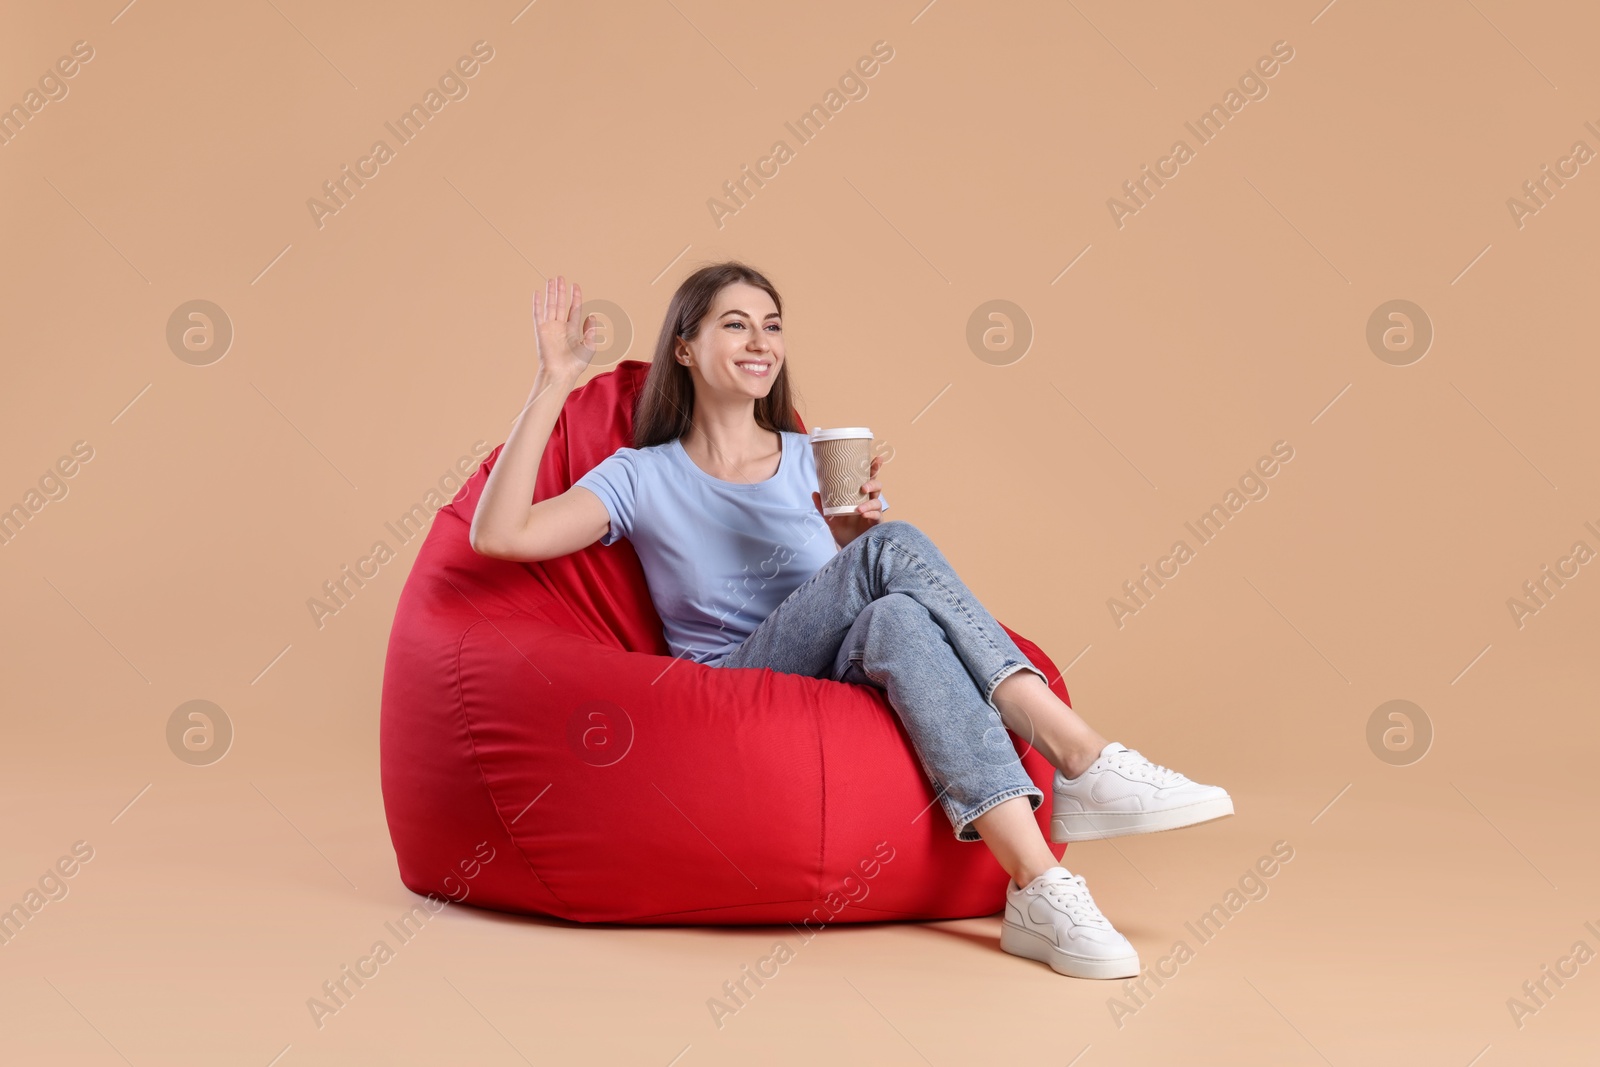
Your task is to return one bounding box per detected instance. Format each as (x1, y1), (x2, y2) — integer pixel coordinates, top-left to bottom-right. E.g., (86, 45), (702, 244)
(1050, 795), (1235, 843)
(1000, 920), (1140, 979)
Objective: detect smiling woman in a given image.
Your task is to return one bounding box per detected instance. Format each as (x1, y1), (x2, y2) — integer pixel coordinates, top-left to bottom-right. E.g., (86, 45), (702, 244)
(460, 264), (1231, 981)
(467, 265), (861, 666)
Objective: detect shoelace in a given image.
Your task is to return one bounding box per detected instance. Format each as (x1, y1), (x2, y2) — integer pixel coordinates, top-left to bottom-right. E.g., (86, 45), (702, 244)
(1101, 747), (1187, 786)
(1035, 873), (1112, 928)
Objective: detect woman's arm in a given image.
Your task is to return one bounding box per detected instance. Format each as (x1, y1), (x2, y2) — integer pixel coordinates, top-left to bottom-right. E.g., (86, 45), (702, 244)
(469, 276), (610, 561)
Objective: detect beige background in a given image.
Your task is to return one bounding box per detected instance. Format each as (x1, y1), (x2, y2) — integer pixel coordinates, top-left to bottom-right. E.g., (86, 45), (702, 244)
(3, 0), (1598, 1063)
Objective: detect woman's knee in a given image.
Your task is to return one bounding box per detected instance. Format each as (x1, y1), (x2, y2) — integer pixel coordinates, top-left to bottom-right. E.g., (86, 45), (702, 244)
(860, 593), (944, 668)
(869, 518), (932, 553)
(868, 591), (928, 629)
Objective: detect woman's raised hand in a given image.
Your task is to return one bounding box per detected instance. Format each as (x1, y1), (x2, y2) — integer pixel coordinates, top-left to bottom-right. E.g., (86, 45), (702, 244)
(532, 275), (598, 383)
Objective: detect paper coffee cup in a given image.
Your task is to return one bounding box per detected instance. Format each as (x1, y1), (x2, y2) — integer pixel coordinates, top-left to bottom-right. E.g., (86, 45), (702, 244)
(810, 427), (874, 516)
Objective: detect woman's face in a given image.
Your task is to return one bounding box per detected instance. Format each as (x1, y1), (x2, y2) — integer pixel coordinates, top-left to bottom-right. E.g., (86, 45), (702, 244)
(677, 282), (784, 401)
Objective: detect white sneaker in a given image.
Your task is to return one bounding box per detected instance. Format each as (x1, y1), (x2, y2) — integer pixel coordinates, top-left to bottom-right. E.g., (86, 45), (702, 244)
(1000, 866), (1140, 979)
(1050, 741), (1233, 843)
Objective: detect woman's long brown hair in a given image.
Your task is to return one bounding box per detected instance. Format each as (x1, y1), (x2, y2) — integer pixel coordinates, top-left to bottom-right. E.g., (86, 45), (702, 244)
(632, 261), (802, 449)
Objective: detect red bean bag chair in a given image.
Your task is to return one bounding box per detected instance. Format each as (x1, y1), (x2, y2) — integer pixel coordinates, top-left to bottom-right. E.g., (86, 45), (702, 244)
(380, 359), (1068, 924)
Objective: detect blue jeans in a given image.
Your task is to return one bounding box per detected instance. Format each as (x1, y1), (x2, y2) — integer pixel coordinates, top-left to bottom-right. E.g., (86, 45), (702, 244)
(719, 520), (1049, 841)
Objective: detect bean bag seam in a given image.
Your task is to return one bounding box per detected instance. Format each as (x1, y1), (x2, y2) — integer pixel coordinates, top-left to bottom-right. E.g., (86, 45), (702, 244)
(455, 613), (572, 909)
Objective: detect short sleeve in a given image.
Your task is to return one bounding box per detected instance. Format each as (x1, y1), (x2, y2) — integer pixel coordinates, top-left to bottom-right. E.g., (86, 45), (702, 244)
(573, 448), (641, 546)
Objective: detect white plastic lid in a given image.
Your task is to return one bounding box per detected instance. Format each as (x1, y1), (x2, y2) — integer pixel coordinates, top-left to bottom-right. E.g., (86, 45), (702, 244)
(809, 426), (873, 442)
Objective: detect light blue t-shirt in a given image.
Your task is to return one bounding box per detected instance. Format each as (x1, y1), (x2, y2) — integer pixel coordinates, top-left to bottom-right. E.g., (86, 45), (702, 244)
(573, 430), (887, 666)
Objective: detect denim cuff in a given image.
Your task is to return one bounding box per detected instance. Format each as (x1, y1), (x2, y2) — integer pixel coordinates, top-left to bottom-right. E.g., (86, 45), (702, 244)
(952, 784), (1044, 842)
(982, 659), (1049, 715)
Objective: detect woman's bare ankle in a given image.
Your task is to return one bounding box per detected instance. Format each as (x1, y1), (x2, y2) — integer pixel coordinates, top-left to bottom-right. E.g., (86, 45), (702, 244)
(1014, 857), (1062, 888)
(1060, 737), (1110, 779)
